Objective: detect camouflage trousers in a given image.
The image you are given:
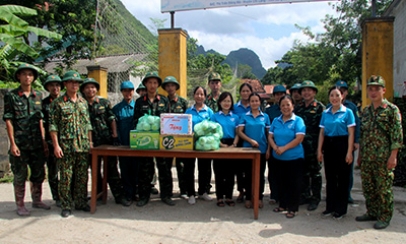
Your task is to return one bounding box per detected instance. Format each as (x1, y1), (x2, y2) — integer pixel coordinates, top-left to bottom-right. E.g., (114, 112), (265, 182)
(361, 160), (394, 223)
(300, 153), (322, 204)
(174, 157), (186, 195)
(138, 157), (173, 200)
(46, 144), (59, 201)
(58, 152), (89, 210)
(91, 155), (124, 201)
(9, 149), (45, 186)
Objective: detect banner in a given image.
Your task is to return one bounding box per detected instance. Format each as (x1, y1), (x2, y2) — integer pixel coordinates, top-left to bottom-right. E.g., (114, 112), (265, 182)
(161, 0), (332, 13)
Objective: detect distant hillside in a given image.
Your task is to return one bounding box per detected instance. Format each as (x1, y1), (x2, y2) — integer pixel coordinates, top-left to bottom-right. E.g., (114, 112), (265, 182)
(224, 48), (267, 79)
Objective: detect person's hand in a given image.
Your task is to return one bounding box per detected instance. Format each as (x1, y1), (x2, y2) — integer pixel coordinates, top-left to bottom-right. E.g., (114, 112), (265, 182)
(275, 146), (285, 155)
(112, 137), (120, 146)
(387, 155), (397, 170)
(266, 149), (270, 160)
(317, 151), (323, 162)
(43, 141), (49, 157)
(354, 143), (359, 151)
(10, 144), (20, 157)
(345, 152), (353, 164)
(250, 139), (259, 148)
(54, 145), (63, 158)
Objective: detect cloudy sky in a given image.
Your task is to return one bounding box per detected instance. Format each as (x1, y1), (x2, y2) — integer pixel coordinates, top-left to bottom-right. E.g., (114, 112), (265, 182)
(121, 0), (339, 70)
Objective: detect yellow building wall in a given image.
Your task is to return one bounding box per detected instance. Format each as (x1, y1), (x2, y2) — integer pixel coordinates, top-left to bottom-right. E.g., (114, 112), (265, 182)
(87, 66), (108, 98)
(158, 29), (188, 98)
(361, 17), (394, 108)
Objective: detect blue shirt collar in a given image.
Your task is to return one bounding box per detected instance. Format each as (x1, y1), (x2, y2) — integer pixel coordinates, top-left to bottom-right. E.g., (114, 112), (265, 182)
(326, 105), (347, 114)
(246, 110), (264, 117)
(276, 113), (297, 123)
(219, 110), (233, 116)
(192, 104), (208, 111)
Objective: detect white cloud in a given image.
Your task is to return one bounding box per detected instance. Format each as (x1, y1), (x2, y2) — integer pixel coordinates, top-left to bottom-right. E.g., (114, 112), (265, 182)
(121, 0), (338, 69)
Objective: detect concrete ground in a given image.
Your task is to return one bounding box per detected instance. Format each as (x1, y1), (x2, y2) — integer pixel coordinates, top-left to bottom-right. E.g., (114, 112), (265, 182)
(0, 167), (405, 244)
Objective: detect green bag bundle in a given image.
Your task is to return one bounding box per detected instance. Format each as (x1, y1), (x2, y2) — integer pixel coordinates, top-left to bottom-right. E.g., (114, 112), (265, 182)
(194, 120), (223, 151)
(136, 114), (160, 131)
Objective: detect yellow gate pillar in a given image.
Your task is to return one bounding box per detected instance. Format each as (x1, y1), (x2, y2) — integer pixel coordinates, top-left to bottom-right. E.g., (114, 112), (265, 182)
(361, 17), (394, 108)
(87, 65), (108, 98)
(158, 28), (188, 98)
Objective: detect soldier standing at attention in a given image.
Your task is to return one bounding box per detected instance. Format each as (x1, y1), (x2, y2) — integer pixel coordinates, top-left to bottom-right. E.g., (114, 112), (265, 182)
(49, 70), (92, 217)
(136, 83), (147, 97)
(265, 84), (287, 205)
(133, 72), (174, 206)
(162, 76), (189, 199)
(295, 80), (325, 211)
(355, 75), (402, 230)
(42, 74), (63, 207)
(3, 63), (51, 216)
(80, 78), (130, 207)
(206, 72), (222, 113)
(113, 81), (138, 205)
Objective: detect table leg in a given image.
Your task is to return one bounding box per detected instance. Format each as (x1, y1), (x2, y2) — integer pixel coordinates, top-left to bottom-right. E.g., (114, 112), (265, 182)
(91, 153), (99, 214)
(252, 154), (260, 220)
(102, 156), (108, 204)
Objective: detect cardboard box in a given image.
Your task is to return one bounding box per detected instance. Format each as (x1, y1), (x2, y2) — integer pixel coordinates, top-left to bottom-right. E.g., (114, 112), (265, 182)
(159, 134), (194, 150)
(160, 113), (192, 135)
(130, 130), (159, 150)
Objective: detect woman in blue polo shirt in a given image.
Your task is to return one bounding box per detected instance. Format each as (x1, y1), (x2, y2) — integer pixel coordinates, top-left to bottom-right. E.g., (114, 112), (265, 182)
(237, 93), (270, 209)
(317, 87), (355, 219)
(184, 86), (214, 205)
(233, 83), (253, 203)
(268, 95), (306, 218)
(211, 92), (239, 207)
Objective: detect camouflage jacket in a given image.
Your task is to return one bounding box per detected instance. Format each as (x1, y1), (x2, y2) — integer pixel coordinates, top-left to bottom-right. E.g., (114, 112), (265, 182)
(49, 93), (92, 153)
(295, 99), (325, 143)
(360, 99), (403, 162)
(168, 95), (188, 114)
(205, 93), (219, 112)
(3, 86), (44, 150)
(133, 94), (169, 127)
(42, 95), (58, 145)
(86, 97), (116, 146)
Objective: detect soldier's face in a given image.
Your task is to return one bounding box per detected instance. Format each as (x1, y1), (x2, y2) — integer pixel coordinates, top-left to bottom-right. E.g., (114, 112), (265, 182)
(301, 88), (316, 102)
(144, 78), (159, 95)
(273, 92), (285, 104)
(64, 80), (80, 93)
(367, 85), (386, 102)
(83, 84), (97, 98)
(164, 83), (177, 96)
(121, 88), (134, 101)
(137, 89), (147, 96)
(208, 80), (221, 94)
(17, 69), (35, 86)
(46, 82), (61, 97)
(291, 90), (301, 101)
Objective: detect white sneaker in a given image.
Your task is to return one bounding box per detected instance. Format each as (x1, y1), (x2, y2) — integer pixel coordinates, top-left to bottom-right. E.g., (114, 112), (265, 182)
(180, 194), (188, 199)
(199, 193), (213, 201)
(188, 196), (196, 205)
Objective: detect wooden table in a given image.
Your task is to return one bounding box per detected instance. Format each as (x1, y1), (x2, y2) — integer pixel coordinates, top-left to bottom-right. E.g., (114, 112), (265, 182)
(90, 145), (262, 219)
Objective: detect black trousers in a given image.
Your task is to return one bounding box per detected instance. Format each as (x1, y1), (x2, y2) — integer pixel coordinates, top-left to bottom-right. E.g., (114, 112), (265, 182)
(213, 138), (235, 199)
(267, 154), (279, 202)
(119, 156), (139, 200)
(184, 157), (211, 196)
(275, 157), (304, 212)
(323, 135), (351, 215)
(245, 154), (266, 201)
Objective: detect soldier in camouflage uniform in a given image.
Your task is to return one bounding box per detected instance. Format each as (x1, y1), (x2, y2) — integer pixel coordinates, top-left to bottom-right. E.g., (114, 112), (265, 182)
(133, 72), (174, 206)
(162, 76), (189, 198)
(355, 75), (402, 230)
(205, 72), (222, 113)
(42, 74), (63, 207)
(289, 83), (303, 108)
(80, 78), (129, 206)
(136, 83), (147, 97)
(295, 80), (325, 211)
(3, 63), (51, 216)
(49, 70), (92, 217)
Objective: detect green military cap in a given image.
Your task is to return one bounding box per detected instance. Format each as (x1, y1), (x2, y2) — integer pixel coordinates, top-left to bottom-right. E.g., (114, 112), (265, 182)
(208, 72), (221, 82)
(289, 83), (302, 92)
(80, 77), (100, 92)
(62, 70), (83, 83)
(44, 75), (63, 91)
(367, 75), (385, 88)
(136, 83), (146, 94)
(142, 71), (162, 86)
(162, 76), (180, 90)
(14, 63), (39, 82)
(299, 80), (318, 93)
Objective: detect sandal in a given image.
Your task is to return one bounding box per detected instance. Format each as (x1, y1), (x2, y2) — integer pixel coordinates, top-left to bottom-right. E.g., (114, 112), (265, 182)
(236, 192), (244, 203)
(273, 207), (285, 213)
(216, 200), (225, 207)
(225, 199), (235, 207)
(244, 200), (252, 209)
(286, 211), (295, 218)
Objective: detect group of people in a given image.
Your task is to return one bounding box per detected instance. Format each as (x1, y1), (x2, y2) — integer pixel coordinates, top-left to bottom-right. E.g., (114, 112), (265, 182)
(4, 63), (402, 230)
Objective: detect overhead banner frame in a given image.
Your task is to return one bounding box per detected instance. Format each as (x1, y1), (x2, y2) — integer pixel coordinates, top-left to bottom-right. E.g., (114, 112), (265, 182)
(161, 0), (332, 13)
